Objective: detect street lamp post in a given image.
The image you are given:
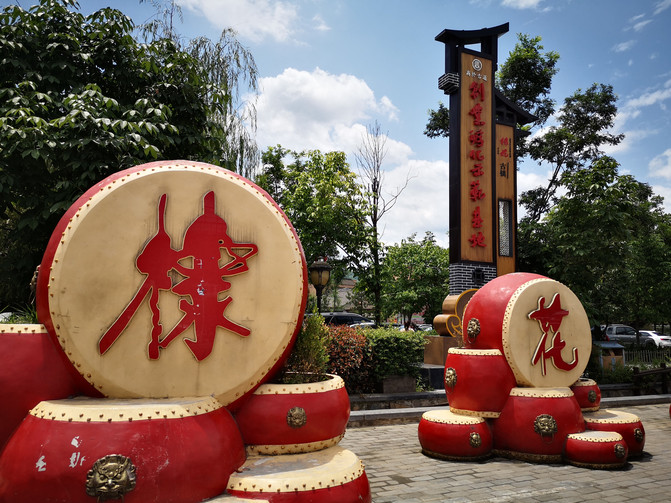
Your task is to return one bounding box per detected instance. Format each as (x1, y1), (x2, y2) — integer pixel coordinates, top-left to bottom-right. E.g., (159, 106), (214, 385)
(309, 258), (332, 313)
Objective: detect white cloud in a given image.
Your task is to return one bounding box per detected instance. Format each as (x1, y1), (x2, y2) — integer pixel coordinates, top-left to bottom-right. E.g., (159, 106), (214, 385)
(379, 160), (450, 247)
(613, 40), (636, 52)
(649, 148), (671, 179)
(652, 184), (671, 213)
(312, 14), (330, 32)
(654, 0), (671, 15)
(255, 67), (401, 153)
(501, 0), (543, 9)
(179, 0), (299, 43)
(632, 19), (652, 31)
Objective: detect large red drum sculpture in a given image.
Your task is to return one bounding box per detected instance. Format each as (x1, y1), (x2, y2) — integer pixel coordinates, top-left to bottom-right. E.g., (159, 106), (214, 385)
(234, 374), (350, 454)
(0, 397), (246, 503)
(0, 161), (371, 501)
(421, 272), (645, 469)
(0, 324), (79, 448)
(444, 348), (516, 418)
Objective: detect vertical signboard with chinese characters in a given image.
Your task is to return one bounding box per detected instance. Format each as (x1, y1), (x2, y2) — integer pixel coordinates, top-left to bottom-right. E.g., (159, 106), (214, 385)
(459, 50), (493, 263)
(496, 123), (515, 275)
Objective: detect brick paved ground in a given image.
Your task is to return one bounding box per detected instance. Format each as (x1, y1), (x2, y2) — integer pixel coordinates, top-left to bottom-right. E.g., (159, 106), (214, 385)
(340, 404), (671, 502)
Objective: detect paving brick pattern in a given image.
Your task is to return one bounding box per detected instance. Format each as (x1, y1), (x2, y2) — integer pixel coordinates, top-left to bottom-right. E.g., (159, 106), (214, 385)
(340, 404), (671, 502)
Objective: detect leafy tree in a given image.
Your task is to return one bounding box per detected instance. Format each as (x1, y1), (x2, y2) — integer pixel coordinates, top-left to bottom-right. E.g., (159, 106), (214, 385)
(522, 83), (624, 223)
(381, 232), (450, 324)
(496, 34), (559, 126)
(0, 0), (258, 305)
(526, 156), (669, 325)
(354, 121), (411, 325)
(423, 33), (556, 139)
(256, 146), (369, 281)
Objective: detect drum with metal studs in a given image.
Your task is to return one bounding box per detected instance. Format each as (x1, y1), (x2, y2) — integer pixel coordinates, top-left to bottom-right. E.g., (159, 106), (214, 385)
(583, 409), (645, 458)
(443, 348), (516, 418)
(564, 431), (628, 469)
(462, 273), (591, 388)
(234, 374), (350, 455)
(0, 397), (246, 503)
(491, 387), (585, 462)
(570, 378), (601, 412)
(418, 409), (492, 460)
(226, 447), (371, 503)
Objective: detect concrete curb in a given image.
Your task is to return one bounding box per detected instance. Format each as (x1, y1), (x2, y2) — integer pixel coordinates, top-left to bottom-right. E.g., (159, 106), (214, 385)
(347, 394), (671, 427)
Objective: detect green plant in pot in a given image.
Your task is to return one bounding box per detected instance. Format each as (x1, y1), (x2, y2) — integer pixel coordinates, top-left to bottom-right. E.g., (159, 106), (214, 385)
(276, 313), (330, 384)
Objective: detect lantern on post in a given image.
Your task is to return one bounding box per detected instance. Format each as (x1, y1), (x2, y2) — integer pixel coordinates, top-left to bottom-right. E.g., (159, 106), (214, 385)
(309, 258), (332, 313)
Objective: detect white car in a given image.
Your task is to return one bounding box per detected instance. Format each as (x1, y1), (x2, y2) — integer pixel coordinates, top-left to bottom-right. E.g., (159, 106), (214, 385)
(639, 330), (671, 348)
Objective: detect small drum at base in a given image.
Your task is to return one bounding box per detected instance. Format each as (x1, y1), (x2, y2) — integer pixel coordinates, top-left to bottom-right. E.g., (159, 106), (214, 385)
(570, 378), (601, 412)
(418, 409), (492, 460)
(583, 409), (645, 458)
(226, 447), (371, 503)
(0, 397), (246, 503)
(234, 374), (350, 454)
(564, 431), (628, 469)
(444, 349), (516, 418)
(492, 387), (585, 463)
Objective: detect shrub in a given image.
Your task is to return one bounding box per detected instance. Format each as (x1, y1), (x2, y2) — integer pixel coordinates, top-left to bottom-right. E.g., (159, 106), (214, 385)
(278, 314), (329, 383)
(366, 328), (427, 381)
(326, 325), (375, 393)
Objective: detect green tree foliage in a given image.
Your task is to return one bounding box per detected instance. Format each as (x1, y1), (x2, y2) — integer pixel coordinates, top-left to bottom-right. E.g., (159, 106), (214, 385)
(381, 232), (450, 323)
(256, 146), (369, 280)
(423, 33), (556, 139)
(521, 156), (671, 325)
(496, 33), (559, 126)
(522, 83), (624, 222)
(0, 0), (258, 305)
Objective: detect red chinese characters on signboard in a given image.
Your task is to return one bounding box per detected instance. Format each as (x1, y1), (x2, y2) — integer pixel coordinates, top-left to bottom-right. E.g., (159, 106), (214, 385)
(497, 136), (512, 179)
(98, 191), (258, 362)
(467, 76), (487, 248)
(528, 293), (579, 376)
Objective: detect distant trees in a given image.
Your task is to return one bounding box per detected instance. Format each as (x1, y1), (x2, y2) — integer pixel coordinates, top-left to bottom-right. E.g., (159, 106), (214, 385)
(0, 0), (258, 305)
(381, 232), (450, 324)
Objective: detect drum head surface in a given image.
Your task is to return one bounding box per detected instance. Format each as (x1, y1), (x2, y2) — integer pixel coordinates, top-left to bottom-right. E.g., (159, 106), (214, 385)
(501, 278), (591, 387)
(37, 161), (307, 405)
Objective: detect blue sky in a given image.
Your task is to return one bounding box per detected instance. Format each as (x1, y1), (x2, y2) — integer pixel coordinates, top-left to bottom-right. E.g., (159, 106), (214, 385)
(7, 0), (671, 248)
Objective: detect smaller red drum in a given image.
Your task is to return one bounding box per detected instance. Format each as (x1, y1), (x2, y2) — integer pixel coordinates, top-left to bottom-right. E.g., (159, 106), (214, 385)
(226, 446), (371, 503)
(570, 378), (601, 412)
(492, 387), (585, 462)
(564, 431), (628, 469)
(444, 348), (516, 418)
(0, 397), (245, 503)
(418, 409), (492, 460)
(583, 409), (645, 458)
(234, 374), (350, 454)
(0, 325), (80, 449)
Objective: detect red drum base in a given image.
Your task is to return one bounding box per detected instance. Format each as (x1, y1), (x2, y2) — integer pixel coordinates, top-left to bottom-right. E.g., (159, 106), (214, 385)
(0, 325), (80, 448)
(418, 409), (492, 460)
(226, 447), (371, 503)
(570, 378), (601, 412)
(234, 374), (350, 454)
(444, 349), (516, 418)
(0, 397), (245, 503)
(583, 409), (645, 458)
(492, 387), (585, 462)
(564, 431), (628, 469)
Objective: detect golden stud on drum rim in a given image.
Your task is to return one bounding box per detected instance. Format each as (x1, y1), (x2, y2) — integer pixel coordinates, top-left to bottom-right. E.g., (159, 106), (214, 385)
(36, 161), (307, 407)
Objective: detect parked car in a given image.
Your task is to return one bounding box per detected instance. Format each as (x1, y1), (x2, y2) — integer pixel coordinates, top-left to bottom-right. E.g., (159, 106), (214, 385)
(321, 312), (376, 328)
(604, 324), (654, 347)
(639, 330), (671, 348)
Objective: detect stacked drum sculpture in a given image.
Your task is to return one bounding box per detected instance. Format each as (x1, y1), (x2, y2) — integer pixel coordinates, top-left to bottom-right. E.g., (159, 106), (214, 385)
(418, 272), (645, 469)
(0, 161), (371, 502)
